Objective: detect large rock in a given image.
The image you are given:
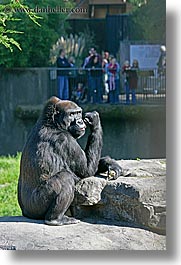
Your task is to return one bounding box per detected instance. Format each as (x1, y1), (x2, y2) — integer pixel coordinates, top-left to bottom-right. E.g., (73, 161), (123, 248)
(0, 216), (166, 250)
(0, 159), (166, 250)
(72, 159), (166, 234)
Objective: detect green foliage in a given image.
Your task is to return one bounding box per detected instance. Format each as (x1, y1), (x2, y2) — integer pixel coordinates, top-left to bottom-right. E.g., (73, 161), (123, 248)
(79, 26), (98, 62)
(0, 153), (21, 216)
(127, 0), (147, 9)
(50, 33), (85, 65)
(50, 27), (97, 67)
(0, 0), (74, 67)
(0, 0), (41, 52)
(129, 0), (166, 43)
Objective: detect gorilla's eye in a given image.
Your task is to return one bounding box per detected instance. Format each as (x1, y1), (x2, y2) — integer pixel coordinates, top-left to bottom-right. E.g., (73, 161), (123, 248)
(68, 110), (82, 123)
(69, 112), (76, 122)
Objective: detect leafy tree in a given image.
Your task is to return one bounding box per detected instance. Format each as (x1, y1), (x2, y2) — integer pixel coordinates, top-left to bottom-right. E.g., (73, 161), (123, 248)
(129, 0), (166, 43)
(127, 0), (148, 9)
(0, 0), (41, 52)
(0, 0), (74, 67)
(129, 0), (148, 6)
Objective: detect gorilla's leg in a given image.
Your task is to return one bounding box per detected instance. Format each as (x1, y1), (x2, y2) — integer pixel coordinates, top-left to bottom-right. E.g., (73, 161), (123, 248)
(44, 170), (80, 226)
(21, 170), (79, 225)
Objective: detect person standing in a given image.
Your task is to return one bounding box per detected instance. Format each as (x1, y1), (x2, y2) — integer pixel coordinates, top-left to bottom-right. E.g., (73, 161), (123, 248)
(82, 48), (97, 102)
(82, 47), (96, 68)
(122, 60), (131, 104)
(106, 57), (120, 104)
(102, 51), (110, 96)
(157, 45), (166, 77)
(129, 59), (139, 104)
(68, 56), (77, 99)
(56, 49), (71, 100)
(85, 54), (103, 104)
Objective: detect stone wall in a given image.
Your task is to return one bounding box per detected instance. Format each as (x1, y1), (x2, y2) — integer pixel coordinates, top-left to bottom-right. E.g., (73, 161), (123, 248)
(0, 68), (51, 155)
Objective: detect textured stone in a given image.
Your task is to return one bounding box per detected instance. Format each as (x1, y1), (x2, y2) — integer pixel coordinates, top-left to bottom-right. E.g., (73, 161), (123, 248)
(0, 159), (166, 250)
(0, 216), (166, 250)
(72, 159), (166, 234)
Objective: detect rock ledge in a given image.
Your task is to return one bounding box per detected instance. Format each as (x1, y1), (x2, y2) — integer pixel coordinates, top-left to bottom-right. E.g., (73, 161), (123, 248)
(0, 216), (166, 250)
(72, 159), (166, 234)
(0, 159), (166, 250)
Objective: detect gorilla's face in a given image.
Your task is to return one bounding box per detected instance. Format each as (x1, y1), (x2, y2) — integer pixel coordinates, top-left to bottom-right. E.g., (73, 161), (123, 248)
(46, 98), (86, 139)
(67, 109), (86, 139)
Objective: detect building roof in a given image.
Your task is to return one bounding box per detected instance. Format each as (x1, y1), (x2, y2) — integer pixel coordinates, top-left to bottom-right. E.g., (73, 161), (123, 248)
(68, 0), (131, 20)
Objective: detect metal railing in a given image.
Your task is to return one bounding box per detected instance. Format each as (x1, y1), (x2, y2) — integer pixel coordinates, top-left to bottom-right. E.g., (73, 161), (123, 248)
(1, 67), (165, 105)
(49, 67), (166, 104)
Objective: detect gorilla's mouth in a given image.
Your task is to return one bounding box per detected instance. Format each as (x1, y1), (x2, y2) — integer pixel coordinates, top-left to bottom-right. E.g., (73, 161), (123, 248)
(80, 127), (85, 131)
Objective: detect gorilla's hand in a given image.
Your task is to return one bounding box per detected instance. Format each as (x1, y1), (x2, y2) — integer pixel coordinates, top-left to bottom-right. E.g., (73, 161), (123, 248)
(97, 156), (123, 180)
(107, 160), (123, 180)
(84, 111), (100, 131)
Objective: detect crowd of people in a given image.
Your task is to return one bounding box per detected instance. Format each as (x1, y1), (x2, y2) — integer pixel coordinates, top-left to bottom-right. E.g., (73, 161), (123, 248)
(56, 47), (139, 105)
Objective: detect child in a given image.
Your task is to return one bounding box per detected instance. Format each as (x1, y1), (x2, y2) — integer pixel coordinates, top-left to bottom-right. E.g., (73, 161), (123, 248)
(106, 57), (120, 104)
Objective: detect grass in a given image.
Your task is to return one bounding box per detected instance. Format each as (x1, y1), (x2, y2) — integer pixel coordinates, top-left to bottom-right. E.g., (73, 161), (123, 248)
(0, 153), (22, 216)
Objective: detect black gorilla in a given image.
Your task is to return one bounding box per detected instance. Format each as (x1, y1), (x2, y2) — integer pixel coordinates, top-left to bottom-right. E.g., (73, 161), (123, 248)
(18, 96), (122, 225)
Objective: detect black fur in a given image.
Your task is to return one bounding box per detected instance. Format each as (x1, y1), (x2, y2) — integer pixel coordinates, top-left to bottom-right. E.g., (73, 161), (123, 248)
(18, 96), (122, 225)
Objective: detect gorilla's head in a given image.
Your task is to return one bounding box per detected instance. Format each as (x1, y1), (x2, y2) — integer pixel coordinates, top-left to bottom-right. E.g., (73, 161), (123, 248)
(43, 96), (86, 139)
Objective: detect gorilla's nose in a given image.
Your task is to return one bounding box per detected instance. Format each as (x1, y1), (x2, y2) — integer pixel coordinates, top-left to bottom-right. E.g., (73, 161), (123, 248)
(77, 119), (86, 129)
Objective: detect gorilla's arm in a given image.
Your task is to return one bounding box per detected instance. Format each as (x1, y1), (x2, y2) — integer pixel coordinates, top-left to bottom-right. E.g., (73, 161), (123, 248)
(84, 120), (103, 175)
(67, 111), (122, 180)
(83, 111), (122, 179)
(68, 112), (103, 178)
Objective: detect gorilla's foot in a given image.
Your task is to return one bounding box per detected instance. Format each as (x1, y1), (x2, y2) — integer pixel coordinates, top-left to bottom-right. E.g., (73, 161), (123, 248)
(45, 216), (80, 226)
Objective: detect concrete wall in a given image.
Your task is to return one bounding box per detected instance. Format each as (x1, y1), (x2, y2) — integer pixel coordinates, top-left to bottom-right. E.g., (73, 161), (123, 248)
(0, 68), (52, 155)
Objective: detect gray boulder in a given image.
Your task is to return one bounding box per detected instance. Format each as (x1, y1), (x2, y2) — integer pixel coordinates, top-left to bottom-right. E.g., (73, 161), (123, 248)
(72, 159), (166, 234)
(0, 216), (166, 250)
(0, 160), (166, 250)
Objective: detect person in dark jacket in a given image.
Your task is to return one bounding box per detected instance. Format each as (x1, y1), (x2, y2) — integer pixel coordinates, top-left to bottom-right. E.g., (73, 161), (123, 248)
(56, 49), (71, 100)
(122, 60), (131, 104)
(128, 59), (139, 104)
(85, 55), (103, 103)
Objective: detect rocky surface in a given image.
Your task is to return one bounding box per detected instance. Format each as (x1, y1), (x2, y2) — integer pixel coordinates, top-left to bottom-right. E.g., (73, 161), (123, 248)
(0, 159), (166, 250)
(72, 159), (166, 234)
(0, 216), (166, 250)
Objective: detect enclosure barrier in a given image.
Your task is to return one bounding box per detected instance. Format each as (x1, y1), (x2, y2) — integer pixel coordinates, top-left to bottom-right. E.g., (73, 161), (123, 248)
(0, 67), (166, 104)
(50, 67), (166, 104)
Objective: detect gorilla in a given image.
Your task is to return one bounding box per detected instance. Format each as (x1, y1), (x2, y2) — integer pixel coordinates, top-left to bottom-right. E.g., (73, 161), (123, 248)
(18, 96), (122, 225)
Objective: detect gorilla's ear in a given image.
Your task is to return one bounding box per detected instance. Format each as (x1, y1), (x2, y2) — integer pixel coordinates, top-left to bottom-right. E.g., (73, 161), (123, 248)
(42, 96), (62, 125)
